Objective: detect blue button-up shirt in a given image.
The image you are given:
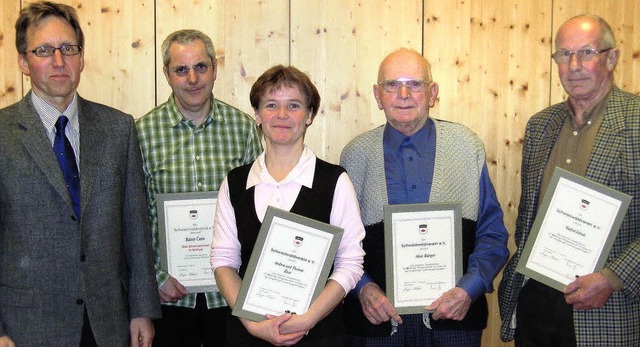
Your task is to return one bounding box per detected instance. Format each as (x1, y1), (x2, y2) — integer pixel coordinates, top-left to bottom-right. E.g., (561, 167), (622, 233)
(355, 119), (507, 301)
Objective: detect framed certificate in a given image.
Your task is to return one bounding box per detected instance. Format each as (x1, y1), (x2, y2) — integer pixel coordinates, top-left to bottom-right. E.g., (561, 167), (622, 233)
(516, 168), (631, 291)
(157, 191), (218, 293)
(233, 206), (343, 322)
(384, 203), (463, 315)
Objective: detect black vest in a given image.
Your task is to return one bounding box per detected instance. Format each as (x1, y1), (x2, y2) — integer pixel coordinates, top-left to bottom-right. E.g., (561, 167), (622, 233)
(344, 218), (488, 336)
(226, 158), (348, 346)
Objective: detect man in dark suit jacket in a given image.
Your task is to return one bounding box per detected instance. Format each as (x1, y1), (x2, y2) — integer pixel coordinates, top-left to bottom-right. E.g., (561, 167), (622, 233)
(0, 2), (161, 346)
(498, 15), (640, 347)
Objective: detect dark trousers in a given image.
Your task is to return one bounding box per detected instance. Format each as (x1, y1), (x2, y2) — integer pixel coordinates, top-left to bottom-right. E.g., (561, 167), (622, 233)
(348, 314), (482, 347)
(515, 279), (577, 347)
(153, 293), (230, 347)
(80, 307), (98, 347)
(227, 302), (346, 346)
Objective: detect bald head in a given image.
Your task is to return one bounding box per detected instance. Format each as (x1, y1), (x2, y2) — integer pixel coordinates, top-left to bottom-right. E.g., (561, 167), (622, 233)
(377, 48), (432, 84)
(555, 15), (616, 51)
(373, 48), (439, 136)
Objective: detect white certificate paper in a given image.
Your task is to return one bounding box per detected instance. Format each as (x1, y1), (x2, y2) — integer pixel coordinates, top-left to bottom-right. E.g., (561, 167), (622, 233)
(157, 192), (218, 293)
(384, 203), (462, 315)
(233, 207), (343, 322)
(516, 168), (631, 291)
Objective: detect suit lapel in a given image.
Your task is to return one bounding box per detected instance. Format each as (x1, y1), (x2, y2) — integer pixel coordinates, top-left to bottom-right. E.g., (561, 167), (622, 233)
(17, 97), (75, 210)
(586, 87), (626, 184)
(530, 108), (566, 198)
(77, 98), (102, 215)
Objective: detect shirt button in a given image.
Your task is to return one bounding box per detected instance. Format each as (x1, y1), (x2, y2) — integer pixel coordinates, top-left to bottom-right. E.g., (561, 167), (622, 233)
(76, 299), (84, 305)
(412, 185), (417, 189)
(573, 131), (578, 136)
(566, 159), (572, 164)
(197, 182), (203, 188)
(195, 155), (201, 161)
(408, 157), (413, 162)
(80, 255), (86, 262)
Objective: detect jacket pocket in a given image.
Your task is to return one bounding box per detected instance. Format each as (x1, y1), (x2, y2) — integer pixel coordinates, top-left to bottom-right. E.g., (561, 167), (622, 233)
(0, 284), (34, 307)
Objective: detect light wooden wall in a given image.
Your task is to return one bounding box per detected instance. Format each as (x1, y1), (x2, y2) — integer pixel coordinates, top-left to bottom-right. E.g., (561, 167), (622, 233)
(2, 1), (639, 346)
(1, 1), (22, 100)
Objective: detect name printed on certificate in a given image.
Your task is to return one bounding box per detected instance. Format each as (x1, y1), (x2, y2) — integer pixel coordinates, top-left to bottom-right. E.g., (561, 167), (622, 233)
(158, 192), (218, 293)
(516, 168), (630, 291)
(233, 207), (343, 322)
(384, 203), (462, 315)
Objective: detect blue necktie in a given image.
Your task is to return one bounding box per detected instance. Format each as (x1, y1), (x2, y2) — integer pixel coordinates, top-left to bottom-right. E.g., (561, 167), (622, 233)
(54, 116), (80, 219)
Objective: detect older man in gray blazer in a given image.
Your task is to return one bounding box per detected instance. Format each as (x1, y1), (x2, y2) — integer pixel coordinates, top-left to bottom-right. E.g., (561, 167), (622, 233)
(0, 2), (160, 347)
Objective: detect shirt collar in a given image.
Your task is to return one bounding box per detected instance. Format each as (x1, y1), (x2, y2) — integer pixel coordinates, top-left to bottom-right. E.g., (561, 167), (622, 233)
(383, 118), (433, 157)
(31, 91), (80, 133)
(563, 88), (612, 129)
(246, 145), (316, 189)
(166, 93), (217, 128)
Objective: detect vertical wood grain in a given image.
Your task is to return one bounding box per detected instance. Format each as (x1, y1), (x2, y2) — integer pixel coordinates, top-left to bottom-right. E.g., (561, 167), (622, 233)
(78, 0), (155, 117)
(154, 0), (289, 117)
(17, 0), (155, 116)
(291, 0), (422, 162)
(425, 2), (551, 346)
(221, 0), (290, 114)
(551, 1), (640, 103)
(0, 0), (23, 108)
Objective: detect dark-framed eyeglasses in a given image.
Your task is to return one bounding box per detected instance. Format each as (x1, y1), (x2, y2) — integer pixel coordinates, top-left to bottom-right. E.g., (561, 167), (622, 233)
(551, 48), (612, 64)
(29, 45), (82, 57)
(170, 63), (212, 77)
(378, 78), (430, 93)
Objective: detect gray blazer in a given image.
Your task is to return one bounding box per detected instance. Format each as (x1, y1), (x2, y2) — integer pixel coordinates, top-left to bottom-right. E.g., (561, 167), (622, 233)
(0, 93), (161, 346)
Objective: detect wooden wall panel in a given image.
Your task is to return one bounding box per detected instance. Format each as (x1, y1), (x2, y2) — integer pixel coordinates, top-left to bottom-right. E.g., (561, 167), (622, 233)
(155, 1), (225, 110)
(425, 2), (551, 346)
(221, 0), (290, 113)
(154, 0), (289, 117)
(77, 1), (155, 117)
(0, 0), (23, 108)
(19, 0), (156, 117)
(291, 0), (422, 162)
(551, 1), (640, 103)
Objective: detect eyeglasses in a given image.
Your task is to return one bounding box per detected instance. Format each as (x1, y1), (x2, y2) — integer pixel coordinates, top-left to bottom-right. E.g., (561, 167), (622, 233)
(170, 63), (212, 77)
(551, 48), (612, 64)
(29, 45), (82, 57)
(378, 78), (430, 93)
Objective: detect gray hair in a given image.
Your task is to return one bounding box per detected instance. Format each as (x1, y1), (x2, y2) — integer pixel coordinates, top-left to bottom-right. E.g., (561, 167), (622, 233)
(161, 29), (216, 68)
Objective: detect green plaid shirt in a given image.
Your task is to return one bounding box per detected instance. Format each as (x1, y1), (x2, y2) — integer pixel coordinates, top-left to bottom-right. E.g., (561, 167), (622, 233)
(136, 94), (262, 309)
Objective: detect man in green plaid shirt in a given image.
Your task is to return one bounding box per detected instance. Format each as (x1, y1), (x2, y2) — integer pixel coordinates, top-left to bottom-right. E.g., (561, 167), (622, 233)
(136, 29), (262, 347)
